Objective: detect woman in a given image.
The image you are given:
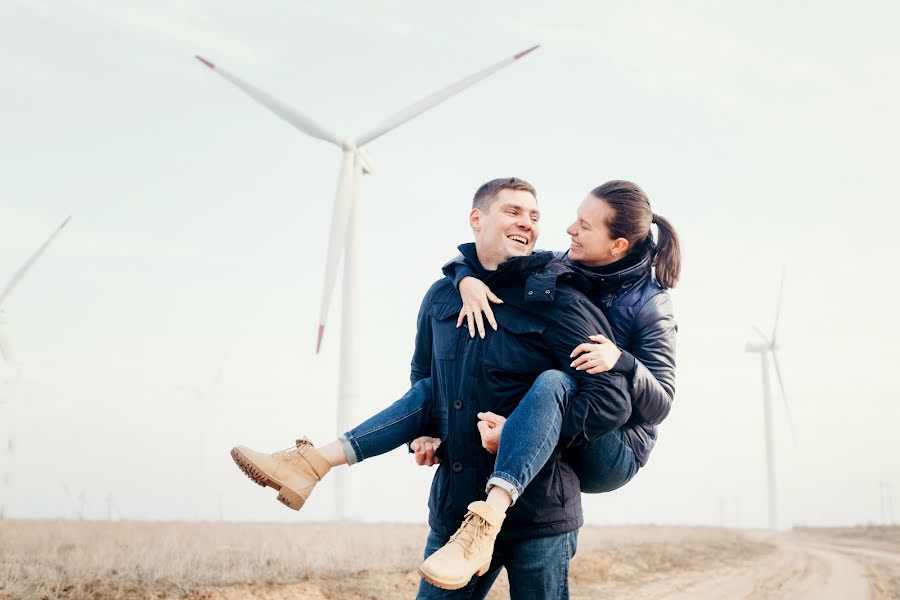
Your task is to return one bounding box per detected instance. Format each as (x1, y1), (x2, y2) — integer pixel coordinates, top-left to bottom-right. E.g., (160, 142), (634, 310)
(231, 179), (679, 592)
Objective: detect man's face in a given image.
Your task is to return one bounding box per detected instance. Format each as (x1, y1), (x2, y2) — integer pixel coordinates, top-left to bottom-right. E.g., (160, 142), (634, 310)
(471, 188), (540, 270)
(566, 195), (618, 267)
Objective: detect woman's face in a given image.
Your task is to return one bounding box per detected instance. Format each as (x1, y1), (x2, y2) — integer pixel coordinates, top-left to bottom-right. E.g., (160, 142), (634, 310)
(566, 195), (621, 267)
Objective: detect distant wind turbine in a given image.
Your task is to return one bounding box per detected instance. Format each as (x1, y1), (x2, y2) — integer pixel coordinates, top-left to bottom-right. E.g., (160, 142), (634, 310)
(745, 268), (796, 530)
(0, 432), (11, 518)
(105, 492), (120, 521)
(0, 217), (70, 517)
(197, 46), (539, 518)
(63, 482), (87, 520)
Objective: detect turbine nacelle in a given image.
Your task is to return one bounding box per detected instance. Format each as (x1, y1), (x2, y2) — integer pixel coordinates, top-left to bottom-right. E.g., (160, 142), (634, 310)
(745, 336), (779, 354)
(744, 341), (770, 353)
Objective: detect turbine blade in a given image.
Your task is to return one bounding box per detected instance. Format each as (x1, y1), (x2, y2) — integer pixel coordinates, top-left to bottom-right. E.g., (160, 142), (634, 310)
(0, 216), (71, 307)
(196, 55), (347, 148)
(751, 325), (770, 345)
(772, 266), (786, 345)
(317, 151), (357, 352)
(0, 319), (15, 366)
(355, 44), (540, 147)
(771, 351), (797, 447)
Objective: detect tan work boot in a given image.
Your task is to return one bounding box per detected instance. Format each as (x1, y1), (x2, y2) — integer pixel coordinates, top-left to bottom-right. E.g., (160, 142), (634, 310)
(230, 438), (331, 510)
(419, 501), (505, 590)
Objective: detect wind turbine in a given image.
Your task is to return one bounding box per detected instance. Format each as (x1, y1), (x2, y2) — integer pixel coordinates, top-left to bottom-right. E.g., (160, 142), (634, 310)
(0, 217), (70, 517)
(197, 46), (539, 517)
(745, 268), (796, 530)
(0, 379), (12, 518)
(63, 482), (87, 520)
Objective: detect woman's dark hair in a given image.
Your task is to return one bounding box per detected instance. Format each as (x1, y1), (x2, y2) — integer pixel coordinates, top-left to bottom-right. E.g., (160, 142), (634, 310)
(590, 180), (681, 289)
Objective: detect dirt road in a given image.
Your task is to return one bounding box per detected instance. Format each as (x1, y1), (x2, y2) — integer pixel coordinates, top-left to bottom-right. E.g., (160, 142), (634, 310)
(576, 530), (898, 600)
(618, 538), (869, 599)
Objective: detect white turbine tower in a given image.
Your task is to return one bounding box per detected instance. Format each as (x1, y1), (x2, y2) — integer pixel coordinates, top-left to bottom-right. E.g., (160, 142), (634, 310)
(197, 46), (539, 518)
(0, 216), (71, 517)
(745, 269), (796, 530)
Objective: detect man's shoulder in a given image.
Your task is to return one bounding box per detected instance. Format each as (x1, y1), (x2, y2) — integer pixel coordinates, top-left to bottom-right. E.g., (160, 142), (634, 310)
(422, 277), (462, 308)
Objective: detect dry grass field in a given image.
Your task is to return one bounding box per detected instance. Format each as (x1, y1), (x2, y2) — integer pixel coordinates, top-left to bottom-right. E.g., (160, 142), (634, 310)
(0, 520), (896, 599)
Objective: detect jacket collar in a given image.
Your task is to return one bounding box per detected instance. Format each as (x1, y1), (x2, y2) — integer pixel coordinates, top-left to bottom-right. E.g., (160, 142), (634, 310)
(457, 243), (586, 302)
(457, 243), (556, 281)
(562, 248), (653, 289)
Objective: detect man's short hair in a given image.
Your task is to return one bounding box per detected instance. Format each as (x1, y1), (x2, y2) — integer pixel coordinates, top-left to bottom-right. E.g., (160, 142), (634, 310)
(472, 177), (537, 210)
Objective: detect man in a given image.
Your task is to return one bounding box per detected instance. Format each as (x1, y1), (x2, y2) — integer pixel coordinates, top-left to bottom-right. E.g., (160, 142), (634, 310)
(409, 177), (630, 598)
(229, 177), (631, 598)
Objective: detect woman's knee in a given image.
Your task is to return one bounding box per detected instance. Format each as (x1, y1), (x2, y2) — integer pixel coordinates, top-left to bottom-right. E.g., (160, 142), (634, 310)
(570, 432), (639, 493)
(412, 377), (433, 395)
(580, 474), (632, 494)
(535, 369), (577, 391)
(578, 455), (638, 492)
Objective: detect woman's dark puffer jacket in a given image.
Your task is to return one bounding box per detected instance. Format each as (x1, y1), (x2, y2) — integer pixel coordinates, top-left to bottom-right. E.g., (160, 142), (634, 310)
(563, 249), (676, 466)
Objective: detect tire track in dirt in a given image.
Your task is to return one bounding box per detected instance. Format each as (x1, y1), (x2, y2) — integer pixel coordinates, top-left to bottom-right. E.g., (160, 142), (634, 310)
(612, 537), (872, 599)
(811, 539), (900, 599)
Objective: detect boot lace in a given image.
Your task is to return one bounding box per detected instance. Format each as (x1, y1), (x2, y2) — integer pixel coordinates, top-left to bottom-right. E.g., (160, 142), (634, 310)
(274, 437), (313, 460)
(448, 511), (489, 559)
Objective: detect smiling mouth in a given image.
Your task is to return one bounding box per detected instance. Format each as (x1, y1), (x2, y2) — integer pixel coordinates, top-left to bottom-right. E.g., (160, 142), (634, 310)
(508, 234), (529, 246)
(570, 240), (583, 248)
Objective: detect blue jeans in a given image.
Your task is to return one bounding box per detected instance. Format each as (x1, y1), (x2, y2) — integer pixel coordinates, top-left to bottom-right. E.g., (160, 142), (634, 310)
(490, 370), (639, 501)
(341, 378), (435, 465)
(416, 528), (578, 599)
(341, 371), (638, 497)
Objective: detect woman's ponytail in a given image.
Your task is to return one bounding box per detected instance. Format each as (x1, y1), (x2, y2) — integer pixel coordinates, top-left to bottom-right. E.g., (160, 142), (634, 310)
(651, 213), (680, 289)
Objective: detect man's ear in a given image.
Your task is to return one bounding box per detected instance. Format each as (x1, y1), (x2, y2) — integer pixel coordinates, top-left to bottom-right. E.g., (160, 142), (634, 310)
(469, 208), (482, 232)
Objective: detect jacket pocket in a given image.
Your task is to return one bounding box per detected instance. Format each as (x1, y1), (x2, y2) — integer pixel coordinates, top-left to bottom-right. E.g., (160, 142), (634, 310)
(431, 303), (461, 360)
(552, 464), (566, 509)
(482, 307), (546, 372)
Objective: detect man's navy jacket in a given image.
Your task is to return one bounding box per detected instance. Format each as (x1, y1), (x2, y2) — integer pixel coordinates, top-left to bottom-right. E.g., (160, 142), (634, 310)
(410, 244), (631, 541)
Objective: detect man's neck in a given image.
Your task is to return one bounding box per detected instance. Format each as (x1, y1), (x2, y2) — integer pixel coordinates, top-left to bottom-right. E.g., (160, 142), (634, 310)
(467, 241), (499, 271)
(475, 249), (499, 271)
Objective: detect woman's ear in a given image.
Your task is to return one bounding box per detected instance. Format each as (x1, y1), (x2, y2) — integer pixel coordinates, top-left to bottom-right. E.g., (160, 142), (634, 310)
(613, 237), (630, 256)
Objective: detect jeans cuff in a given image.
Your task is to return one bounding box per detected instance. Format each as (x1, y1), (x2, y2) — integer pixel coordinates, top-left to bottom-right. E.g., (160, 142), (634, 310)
(339, 434), (361, 466)
(486, 472), (522, 506)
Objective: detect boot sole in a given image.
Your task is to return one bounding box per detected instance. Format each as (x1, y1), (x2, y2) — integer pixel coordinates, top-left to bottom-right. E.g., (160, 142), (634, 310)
(230, 447), (305, 511)
(418, 562), (491, 590)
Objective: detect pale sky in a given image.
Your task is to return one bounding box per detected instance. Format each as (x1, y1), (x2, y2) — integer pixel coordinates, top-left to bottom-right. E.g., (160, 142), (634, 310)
(1, 0), (898, 528)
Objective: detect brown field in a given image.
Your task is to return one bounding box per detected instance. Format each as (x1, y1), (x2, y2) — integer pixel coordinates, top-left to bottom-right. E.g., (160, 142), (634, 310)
(0, 520), (897, 599)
